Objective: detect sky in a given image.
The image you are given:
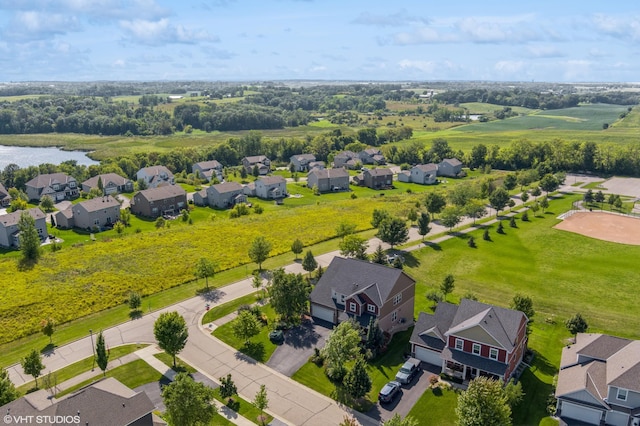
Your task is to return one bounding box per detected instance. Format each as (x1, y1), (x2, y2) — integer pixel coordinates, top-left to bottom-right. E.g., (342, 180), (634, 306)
(1, 0), (639, 83)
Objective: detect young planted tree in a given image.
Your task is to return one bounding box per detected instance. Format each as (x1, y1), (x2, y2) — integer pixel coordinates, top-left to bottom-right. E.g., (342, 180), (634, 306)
(539, 196), (549, 213)
(95, 331), (109, 377)
(0, 368), (18, 406)
(253, 384), (269, 426)
(566, 313), (588, 337)
(335, 222), (357, 239)
(530, 202), (540, 217)
(382, 414), (419, 426)
(503, 173), (518, 191)
(365, 317), (384, 354)
(539, 173), (560, 195)
(154, 311), (189, 368)
(21, 349), (44, 389)
(594, 190), (605, 208)
(339, 234), (369, 260)
(343, 357), (372, 401)
(291, 238), (304, 260)
(489, 187), (510, 218)
(128, 291), (142, 311)
(520, 192), (529, 204)
(162, 373), (217, 426)
(583, 189), (594, 204)
(252, 273), (264, 299)
(371, 209), (391, 228)
(483, 228), (491, 241)
(440, 206), (462, 231)
(464, 198), (487, 224)
(417, 212), (431, 241)
(248, 236), (272, 271)
(41, 317), (55, 344)
(195, 257), (216, 290)
(424, 192), (447, 219)
(531, 186), (542, 200)
(39, 195), (55, 212)
(440, 274), (455, 301)
(372, 244), (387, 264)
(232, 310), (261, 344)
(268, 269), (310, 322)
(302, 250), (318, 278)
(509, 216), (517, 228)
(456, 377), (512, 426)
(511, 294), (535, 334)
(219, 374), (238, 403)
(18, 211), (41, 263)
(406, 208), (418, 225)
(377, 217), (409, 249)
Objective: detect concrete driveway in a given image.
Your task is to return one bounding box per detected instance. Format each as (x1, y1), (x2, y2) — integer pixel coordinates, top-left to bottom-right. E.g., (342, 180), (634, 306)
(266, 320), (331, 377)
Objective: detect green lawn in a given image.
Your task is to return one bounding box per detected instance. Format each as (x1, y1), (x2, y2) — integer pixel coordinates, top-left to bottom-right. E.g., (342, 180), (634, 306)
(406, 386), (458, 426)
(153, 352), (197, 374)
(202, 292), (260, 324)
(211, 305), (278, 363)
(212, 388), (273, 425)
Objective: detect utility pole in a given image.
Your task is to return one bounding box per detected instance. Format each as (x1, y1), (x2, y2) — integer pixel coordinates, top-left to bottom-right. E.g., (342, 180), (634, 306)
(89, 329), (96, 371)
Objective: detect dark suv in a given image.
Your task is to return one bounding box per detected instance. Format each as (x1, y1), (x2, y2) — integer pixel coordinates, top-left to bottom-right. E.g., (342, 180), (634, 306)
(378, 381), (401, 404)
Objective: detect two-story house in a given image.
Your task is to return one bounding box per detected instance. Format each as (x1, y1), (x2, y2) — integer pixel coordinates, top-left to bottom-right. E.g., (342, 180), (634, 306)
(310, 257), (416, 335)
(398, 164), (439, 185)
(81, 173), (133, 195)
(333, 151), (360, 169)
(192, 160), (223, 182)
(290, 154), (317, 172)
(242, 155), (271, 175)
(55, 196), (121, 231)
(306, 168), (350, 193)
(194, 181), (247, 208)
(555, 333), (640, 426)
(0, 182), (11, 207)
(410, 299), (528, 382)
(362, 168), (393, 189)
(136, 166), (175, 189)
(130, 186), (187, 218)
(0, 207), (47, 248)
(255, 176), (287, 199)
(358, 148), (386, 165)
(25, 173), (79, 202)
(438, 158), (463, 177)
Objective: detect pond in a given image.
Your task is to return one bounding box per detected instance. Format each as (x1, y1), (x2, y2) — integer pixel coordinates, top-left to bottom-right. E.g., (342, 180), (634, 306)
(0, 145), (99, 169)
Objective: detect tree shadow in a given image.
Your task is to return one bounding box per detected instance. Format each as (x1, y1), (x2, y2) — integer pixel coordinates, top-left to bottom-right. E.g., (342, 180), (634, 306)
(283, 323), (320, 349)
(431, 386), (443, 396)
(17, 258), (37, 271)
(237, 341), (265, 363)
(198, 288), (225, 303)
(402, 253), (420, 268)
(41, 343), (56, 356)
(423, 241), (442, 251)
(129, 309), (143, 320)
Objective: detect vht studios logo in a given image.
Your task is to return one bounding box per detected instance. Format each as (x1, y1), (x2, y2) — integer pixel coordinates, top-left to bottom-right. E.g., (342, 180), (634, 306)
(3, 415), (81, 424)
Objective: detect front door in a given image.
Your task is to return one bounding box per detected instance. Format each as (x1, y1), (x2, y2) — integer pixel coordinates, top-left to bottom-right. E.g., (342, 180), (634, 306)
(469, 368), (478, 379)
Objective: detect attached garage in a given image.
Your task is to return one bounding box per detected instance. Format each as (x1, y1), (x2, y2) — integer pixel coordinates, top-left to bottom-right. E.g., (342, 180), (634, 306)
(559, 401), (603, 425)
(414, 345), (443, 367)
(311, 304), (335, 324)
(606, 411), (629, 426)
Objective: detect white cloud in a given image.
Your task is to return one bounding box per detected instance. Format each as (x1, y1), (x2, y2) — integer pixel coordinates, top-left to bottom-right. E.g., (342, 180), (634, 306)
(119, 19), (217, 45)
(398, 59), (438, 73)
(494, 60), (525, 74)
(590, 14), (640, 41)
(3, 11), (82, 41)
(526, 45), (565, 58)
(352, 9), (429, 27)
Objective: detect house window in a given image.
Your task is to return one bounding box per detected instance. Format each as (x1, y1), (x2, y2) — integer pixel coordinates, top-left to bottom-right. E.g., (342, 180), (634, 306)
(391, 311), (397, 322)
(340, 295), (345, 303)
(455, 338), (463, 351)
(393, 292), (402, 305)
(617, 388), (628, 401)
(367, 304), (376, 313)
(472, 343), (481, 355)
(349, 302), (356, 312)
(490, 348), (499, 360)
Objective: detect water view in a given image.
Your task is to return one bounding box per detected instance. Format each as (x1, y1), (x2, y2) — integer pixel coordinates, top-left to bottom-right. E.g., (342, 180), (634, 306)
(0, 145), (99, 169)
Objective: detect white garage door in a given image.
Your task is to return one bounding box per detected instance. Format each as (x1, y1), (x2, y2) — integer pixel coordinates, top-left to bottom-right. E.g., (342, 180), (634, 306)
(414, 345), (442, 367)
(311, 304), (335, 323)
(560, 401), (602, 425)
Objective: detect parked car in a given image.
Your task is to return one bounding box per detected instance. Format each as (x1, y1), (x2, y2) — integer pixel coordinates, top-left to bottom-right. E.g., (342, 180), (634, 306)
(395, 357), (420, 384)
(386, 253), (405, 265)
(378, 381), (401, 404)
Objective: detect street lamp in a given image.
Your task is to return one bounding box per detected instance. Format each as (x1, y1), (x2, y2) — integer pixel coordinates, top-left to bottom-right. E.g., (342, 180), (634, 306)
(89, 329), (96, 371)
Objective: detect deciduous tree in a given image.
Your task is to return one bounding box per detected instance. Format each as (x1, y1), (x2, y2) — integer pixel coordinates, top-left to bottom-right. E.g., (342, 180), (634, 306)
(41, 317), (55, 344)
(456, 377), (511, 426)
(424, 192), (446, 219)
(489, 187), (510, 217)
(382, 414), (419, 426)
(154, 311), (189, 368)
(128, 291), (142, 311)
(440, 274), (455, 301)
(440, 206), (462, 231)
(162, 373), (217, 426)
(195, 257), (216, 289)
(268, 269), (310, 322)
(417, 212), (431, 241)
(539, 173), (559, 195)
(219, 374), (237, 403)
(291, 238), (304, 260)
(232, 310), (261, 344)
(18, 211), (41, 263)
(336, 222), (357, 239)
(339, 234), (369, 260)
(371, 209), (391, 228)
(464, 199), (487, 224)
(21, 349), (44, 389)
(248, 236), (272, 271)
(377, 217), (409, 248)
(253, 384), (269, 425)
(322, 320), (361, 377)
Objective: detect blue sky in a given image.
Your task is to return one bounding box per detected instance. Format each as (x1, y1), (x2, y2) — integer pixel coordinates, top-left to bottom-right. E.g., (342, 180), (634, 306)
(0, 0), (639, 82)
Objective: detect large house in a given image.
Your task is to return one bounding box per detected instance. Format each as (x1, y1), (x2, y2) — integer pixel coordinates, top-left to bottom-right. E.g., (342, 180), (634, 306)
(192, 160), (223, 182)
(81, 173), (133, 195)
(290, 154), (317, 172)
(358, 148), (386, 165)
(438, 158), (463, 177)
(242, 155), (271, 175)
(0, 182), (11, 207)
(0, 377), (163, 426)
(255, 176), (287, 199)
(310, 257), (416, 335)
(555, 333), (640, 426)
(130, 186), (187, 218)
(307, 168), (350, 193)
(25, 173), (79, 202)
(0, 207), (47, 248)
(55, 196), (121, 231)
(398, 164), (438, 185)
(194, 182), (247, 209)
(333, 151), (359, 169)
(136, 166), (175, 189)
(410, 299), (528, 382)
(362, 168), (393, 189)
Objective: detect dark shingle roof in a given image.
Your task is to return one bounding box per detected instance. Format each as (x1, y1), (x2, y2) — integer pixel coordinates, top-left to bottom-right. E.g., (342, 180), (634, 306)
(76, 196), (120, 213)
(410, 303), (458, 349)
(365, 168), (393, 177)
(26, 173), (75, 189)
(211, 182), (243, 194)
(82, 173), (130, 189)
(194, 160), (222, 170)
(136, 185), (185, 202)
(308, 168), (349, 179)
(441, 347), (508, 376)
(0, 207), (45, 227)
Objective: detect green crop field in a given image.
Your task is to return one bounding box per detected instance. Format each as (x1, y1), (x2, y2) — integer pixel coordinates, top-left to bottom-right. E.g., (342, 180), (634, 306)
(460, 102), (535, 115)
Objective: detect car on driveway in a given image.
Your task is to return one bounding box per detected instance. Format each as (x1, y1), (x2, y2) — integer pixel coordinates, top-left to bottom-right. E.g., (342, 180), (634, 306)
(395, 357), (420, 384)
(378, 381), (401, 404)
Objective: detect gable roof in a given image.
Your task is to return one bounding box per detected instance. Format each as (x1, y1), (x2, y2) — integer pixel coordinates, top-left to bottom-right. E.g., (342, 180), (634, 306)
(308, 168), (349, 179)
(291, 154), (316, 162)
(193, 160), (222, 170)
(75, 196), (120, 213)
(210, 182), (243, 194)
(138, 165), (173, 176)
(365, 168), (393, 177)
(410, 303), (459, 351)
(414, 163), (438, 173)
(334, 151), (357, 159)
(82, 173), (130, 189)
(26, 173), (75, 189)
(135, 185), (186, 202)
(257, 175), (286, 185)
(310, 257), (415, 309)
(445, 299), (526, 351)
(441, 158), (462, 167)
(0, 207), (45, 228)
(0, 182), (9, 197)
(243, 155), (269, 163)
(556, 360), (610, 407)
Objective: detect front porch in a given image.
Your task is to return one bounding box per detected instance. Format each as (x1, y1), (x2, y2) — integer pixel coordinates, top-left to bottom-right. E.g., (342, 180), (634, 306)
(443, 360), (501, 382)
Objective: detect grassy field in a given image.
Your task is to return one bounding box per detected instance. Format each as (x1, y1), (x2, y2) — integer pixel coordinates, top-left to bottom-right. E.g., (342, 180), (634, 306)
(212, 388), (273, 425)
(406, 386), (458, 426)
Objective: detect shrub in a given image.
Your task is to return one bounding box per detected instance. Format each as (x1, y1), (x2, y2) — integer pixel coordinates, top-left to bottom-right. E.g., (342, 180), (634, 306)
(521, 211), (529, 221)
(509, 217), (517, 228)
(254, 204), (264, 214)
(429, 375), (440, 387)
(467, 236), (476, 248)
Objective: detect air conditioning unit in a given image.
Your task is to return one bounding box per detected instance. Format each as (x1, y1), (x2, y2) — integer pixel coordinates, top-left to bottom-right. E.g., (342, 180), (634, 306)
(631, 417), (640, 426)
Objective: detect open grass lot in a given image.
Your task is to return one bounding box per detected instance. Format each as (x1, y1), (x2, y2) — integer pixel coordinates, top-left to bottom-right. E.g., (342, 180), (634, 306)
(202, 292), (260, 324)
(406, 386), (458, 426)
(212, 388), (274, 425)
(460, 102), (535, 116)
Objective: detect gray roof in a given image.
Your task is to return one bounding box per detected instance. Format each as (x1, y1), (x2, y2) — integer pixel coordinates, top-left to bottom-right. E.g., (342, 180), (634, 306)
(0, 182), (9, 197)
(441, 158), (462, 167)
(556, 360), (609, 406)
(258, 175), (286, 185)
(441, 347), (508, 376)
(210, 182), (243, 194)
(365, 168), (393, 177)
(414, 163), (438, 173)
(308, 168), (349, 179)
(243, 155), (269, 163)
(310, 257), (415, 309)
(410, 303), (459, 350)
(135, 185), (186, 202)
(445, 299), (526, 351)
(193, 160), (222, 170)
(76, 196), (120, 213)
(335, 151), (357, 159)
(291, 154), (316, 162)
(82, 173), (130, 189)
(138, 165), (173, 176)
(0, 207), (45, 227)
(26, 173), (76, 189)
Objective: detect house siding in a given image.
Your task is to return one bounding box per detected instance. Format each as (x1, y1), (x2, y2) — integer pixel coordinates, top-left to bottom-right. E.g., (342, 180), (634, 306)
(608, 387), (640, 409)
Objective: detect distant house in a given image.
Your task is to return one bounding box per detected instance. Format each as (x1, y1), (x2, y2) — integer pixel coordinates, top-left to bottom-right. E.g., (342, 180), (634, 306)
(192, 189), (208, 207)
(409, 299), (528, 382)
(333, 151), (359, 169)
(398, 163), (438, 185)
(358, 148), (386, 165)
(555, 333), (640, 426)
(362, 168), (393, 189)
(438, 158), (463, 177)
(192, 160), (223, 183)
(255, 176), (287, 199)
(136, 166), (175, 189)
(309, 161), (325, 171)
(307, 168), (350, 193)
(25, 173), (79, 202)
(0, 183), (11, 207)
(0, 207), (47, 248)
(290, 154), (317, 172)
(310, 257), (416, 335)
(242, 155), (271, 175)
(82, 173), (133, 195)
(130, 186), (187, 218)
(0, 377), (163, 426)
(243, 182), (256, 197)
(56, 196), (121, 231)
(204, 182), (246, 209)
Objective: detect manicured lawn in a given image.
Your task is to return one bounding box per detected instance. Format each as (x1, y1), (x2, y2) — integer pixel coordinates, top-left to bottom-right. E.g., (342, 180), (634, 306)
(212, 305), (278, 363)
(406, 386), (458, 426)
(153, 352), (197, 374)
(202, 292), (260, 324)
(212, 388), (273, 425)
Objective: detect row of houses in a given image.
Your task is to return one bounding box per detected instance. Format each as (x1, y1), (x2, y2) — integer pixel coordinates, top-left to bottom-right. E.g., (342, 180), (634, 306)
(0, 207), (47, 248)
(397, 158), (463, 185)
(309, 257), (640, 426)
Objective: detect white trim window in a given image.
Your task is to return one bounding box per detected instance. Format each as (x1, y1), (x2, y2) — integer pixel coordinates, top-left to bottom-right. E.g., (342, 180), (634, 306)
(367, 304), (376, 313)
(489, 348), (499, 360)
(472, 343), (481, 355)
(393, 292), (402, 305)
(349, 302), (356, 312)
(617, 388), (628, 401)
(455, 338), (464, 351)
(391, 311), (397, 322)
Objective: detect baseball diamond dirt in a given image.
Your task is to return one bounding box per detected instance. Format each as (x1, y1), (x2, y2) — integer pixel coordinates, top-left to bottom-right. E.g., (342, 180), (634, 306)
(554, 211), (640, 245)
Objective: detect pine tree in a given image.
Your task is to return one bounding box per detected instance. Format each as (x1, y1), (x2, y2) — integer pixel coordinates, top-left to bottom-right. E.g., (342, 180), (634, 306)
(343, 357), (372, 400)
(95, 331), (109, 376)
